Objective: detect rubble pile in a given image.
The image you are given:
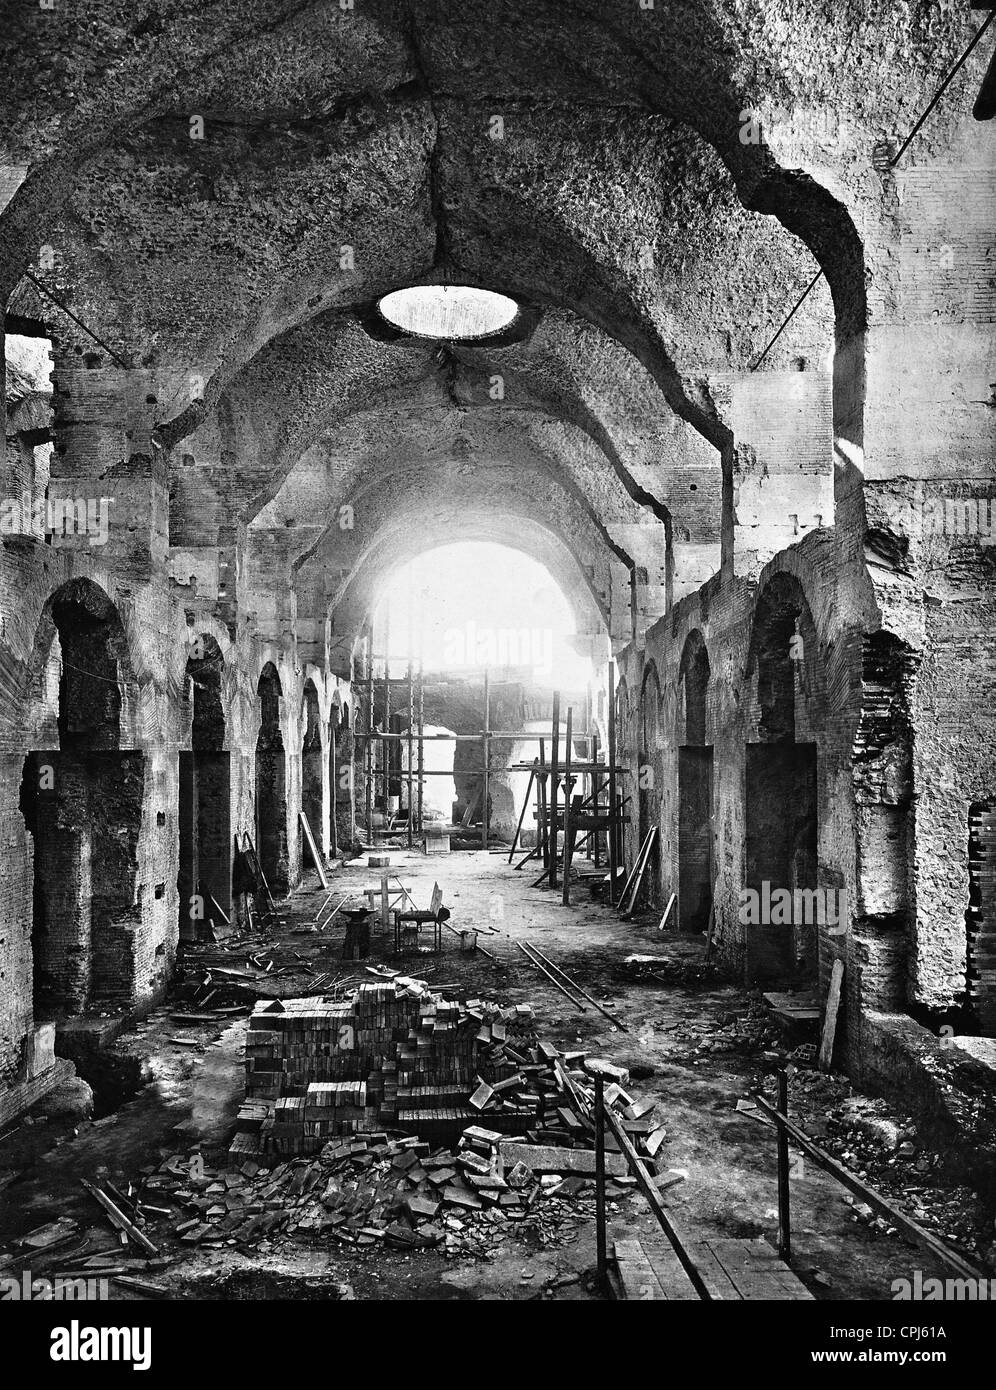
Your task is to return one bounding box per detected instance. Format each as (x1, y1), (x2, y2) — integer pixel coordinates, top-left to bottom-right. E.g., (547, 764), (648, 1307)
(127, 1052), (666, 1260)
(235, 978), (579, 1160)
(50, 975), (676, 1266)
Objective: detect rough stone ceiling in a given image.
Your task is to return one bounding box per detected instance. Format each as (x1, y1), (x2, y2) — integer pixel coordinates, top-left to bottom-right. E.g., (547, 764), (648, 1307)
(2, 1), (971, 650)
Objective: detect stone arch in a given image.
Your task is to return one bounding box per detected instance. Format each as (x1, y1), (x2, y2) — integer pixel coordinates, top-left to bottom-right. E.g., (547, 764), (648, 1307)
(679, 629), (710, 747)
(301, 677), (325, 861)
(178, 633), (232, 936)
(678, 629), (714, 933)
(742, 572), (825, 986)
(637, 661), (664, 909)
(255, 661), (288, 893)
(20, 579), (144, 1016)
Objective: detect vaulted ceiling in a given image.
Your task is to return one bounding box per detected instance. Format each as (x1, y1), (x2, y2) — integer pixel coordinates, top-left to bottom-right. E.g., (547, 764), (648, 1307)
(1, 1), (969, 667)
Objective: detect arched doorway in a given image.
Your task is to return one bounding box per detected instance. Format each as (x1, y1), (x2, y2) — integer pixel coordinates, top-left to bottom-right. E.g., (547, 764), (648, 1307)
(20, 580), (144, 1016)
(301, 680), (325, 861)
(678, 631), (713, 933)
(255, 663), (288, 894)
(178, 634), (231, 938)
(744, 575), (823, 986)
(330, 701), (353, 852)
(638, 663), (663, 908)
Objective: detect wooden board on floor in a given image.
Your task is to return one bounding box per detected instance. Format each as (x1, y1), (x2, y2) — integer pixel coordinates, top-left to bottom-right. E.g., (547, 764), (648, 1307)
(611, 1238), (700, 1300)
(691, 1237), (814, 1300)
(611, 1233), (813, 1301)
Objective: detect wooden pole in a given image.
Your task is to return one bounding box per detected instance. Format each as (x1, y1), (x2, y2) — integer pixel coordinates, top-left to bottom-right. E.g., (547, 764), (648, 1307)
(607, 662), (617, 904)
(406, 658), (414, 850)
(365, 629), (373, 844)
(417, 660), (424, 838)
(482, 670), (490, 851)
(549, 691), (560, 890)
(777, 1068), (791, 1260)
(594, 1074), (608, 1290)
(561, 705), (573, 905)
(508, 765), (536, 864)
(383, 605), (391, 828)
(591, 733), (600, 868)
(538, 737), (548, 867)
(600, 1104), (713, 1300)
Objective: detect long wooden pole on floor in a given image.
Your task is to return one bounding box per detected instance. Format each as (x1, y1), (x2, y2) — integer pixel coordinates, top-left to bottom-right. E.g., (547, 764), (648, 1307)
(549, 691), (560, 890)
(607, 661), (618, 904)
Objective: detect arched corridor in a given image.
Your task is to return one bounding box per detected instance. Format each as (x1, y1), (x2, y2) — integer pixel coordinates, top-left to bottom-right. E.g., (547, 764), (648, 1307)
(0, 2), (994, 1325)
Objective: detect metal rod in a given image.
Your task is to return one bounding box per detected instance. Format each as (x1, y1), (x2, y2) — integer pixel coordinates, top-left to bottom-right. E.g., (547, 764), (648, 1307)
(515, 941), (586, 1009)
(23, 268), (133, 370)
(892, 11), (996, 163)
(752, 1091), (987, 1280)
(595, 1074), (608, 1291)
(750, 268), (824, 372)
(777, 1068), (791, 1260)
(526, 942), (630, 1032)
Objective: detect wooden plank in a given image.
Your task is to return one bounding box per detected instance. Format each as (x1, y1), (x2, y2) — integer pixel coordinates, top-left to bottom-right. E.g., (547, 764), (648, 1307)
(818, 958), (845, 1071)
(601, 1105), (713, 1300)
(298, 811), (329, 890)
(658, 892), (677, 933)
(613, 1238), (699, 1300)
(681, 1240), (743, 1300)
(704, 1239), (813, 1301)
(621, 825), (657, 919)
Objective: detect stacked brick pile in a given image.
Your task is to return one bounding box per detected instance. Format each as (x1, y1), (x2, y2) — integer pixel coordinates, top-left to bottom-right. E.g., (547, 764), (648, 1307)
(235, 976), (538, 1159)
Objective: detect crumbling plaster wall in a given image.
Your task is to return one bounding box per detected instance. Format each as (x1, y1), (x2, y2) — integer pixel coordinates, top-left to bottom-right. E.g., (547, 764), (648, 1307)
(615, 529), (874, 1052)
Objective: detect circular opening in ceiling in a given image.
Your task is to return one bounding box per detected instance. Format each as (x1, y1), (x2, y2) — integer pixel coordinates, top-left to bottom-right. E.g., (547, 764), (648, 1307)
(377, 285), (519, 341)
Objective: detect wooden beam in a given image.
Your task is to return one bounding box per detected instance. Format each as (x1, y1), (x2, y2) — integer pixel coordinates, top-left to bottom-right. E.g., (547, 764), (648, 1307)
(561, 706), (573, 905)
(599, 1100), (712, 1300)
(81, 1180), (159, 1256)
(818, 958), (845, 1071)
